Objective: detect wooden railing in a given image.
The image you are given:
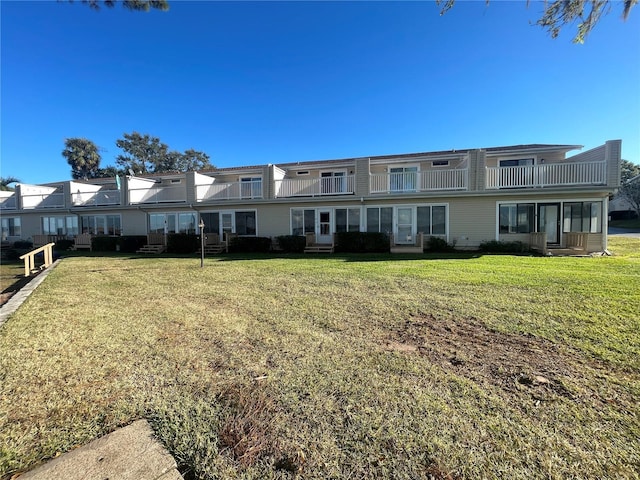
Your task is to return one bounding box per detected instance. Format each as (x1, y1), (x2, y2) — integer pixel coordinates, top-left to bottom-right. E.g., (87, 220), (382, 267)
(486, 161), (606, 189)
(19, 243), (55, 277)
(275, 176), (355, 198)
(529, 232), (547, 255)
(370, 169), (468, 193)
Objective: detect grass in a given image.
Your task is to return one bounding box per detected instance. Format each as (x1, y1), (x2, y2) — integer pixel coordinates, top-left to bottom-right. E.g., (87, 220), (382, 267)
(1, 238), (639, 479)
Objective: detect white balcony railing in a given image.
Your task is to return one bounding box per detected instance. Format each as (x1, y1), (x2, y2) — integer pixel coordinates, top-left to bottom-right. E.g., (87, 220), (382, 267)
(128, 185), (186, 204)
(275, 176), (355, 198)
(486, 161), (606, 189)
(71, 190), (121, 206)
(196, 180), (263, 202)
(20, 193), (65, 209)
(370, 169), (468, 194)
(0, 194), (16, 210)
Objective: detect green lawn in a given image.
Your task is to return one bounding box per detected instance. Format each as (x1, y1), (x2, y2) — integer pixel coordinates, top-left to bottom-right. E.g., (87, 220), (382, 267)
(1, 238), (639, 479)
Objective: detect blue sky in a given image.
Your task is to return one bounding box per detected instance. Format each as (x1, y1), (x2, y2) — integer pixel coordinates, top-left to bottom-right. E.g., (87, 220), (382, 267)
(1, 0), (639, 184)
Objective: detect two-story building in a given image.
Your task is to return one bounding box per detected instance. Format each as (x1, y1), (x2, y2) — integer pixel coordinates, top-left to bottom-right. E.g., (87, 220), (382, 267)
(0, 140), (621, 253)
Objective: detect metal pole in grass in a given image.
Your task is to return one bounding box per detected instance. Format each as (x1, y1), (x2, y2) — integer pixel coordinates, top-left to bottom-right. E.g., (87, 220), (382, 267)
(199, 219), (205, 268)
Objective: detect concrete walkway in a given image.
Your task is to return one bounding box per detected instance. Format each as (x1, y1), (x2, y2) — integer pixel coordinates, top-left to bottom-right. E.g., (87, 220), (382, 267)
(19, 420), (183, 480)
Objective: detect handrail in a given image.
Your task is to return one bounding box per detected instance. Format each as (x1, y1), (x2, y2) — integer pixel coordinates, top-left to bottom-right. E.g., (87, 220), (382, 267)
(18, 242), (55, 277)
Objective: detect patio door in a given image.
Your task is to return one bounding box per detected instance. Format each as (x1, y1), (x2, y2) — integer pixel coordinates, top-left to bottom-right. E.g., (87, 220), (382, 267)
(221, 212), (234, 240)
(317, 210), (332, 244)
(538, 203), (560, 245)
(396, 207), (414, 244)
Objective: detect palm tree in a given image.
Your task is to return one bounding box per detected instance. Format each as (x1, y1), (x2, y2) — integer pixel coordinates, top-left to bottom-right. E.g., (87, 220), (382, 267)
(62, 138), (102, 180)
(0, 176), (20, 191)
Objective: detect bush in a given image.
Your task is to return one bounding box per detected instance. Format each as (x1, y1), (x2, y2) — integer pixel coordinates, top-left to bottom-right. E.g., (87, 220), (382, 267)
(425, 236), (455, 252)
(117, 236), (147, 253)
(228, 236), (272, 253)
(92, 236), (119, 252)
(276, 235), (306, 253)
(335, 232), (389, 253)
(478, 240), (532, 254)
(54, 239), (74, 251)
(167, 234), (199, 254)
(3, 249), (20, 261)
(13, 240), (33, 250)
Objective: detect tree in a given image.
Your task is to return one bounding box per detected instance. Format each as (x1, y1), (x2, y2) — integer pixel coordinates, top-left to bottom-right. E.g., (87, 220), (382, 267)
(436, 0), (637, 43)
(619, 179), (640, 217)
(62, 138), (102, 180)
(115, 131), (213, 174)
(73, 0), (169, 12)
(0, 176), (20, 192)
(621, 159), (640, 183)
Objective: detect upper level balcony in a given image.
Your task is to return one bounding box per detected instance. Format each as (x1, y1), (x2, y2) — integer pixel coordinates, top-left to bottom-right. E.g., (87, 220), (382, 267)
(19, 184), (65, 209)
(485, 161), (606, 189)
(196, 179), (263, 202)
(71, 189), (121, 206)
(275, 175), (355, 198)
(370, 168), (468, 194)
(0, 192), (16, 210)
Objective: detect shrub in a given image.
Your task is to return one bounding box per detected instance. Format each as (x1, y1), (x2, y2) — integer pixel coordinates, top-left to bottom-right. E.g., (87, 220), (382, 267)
(92, 236), (118, 252)
(228, 236), (272, 253)
(54, 239), (74, 251)
(13, 240), (33, 250)
(117, 236), (147, 253)
(276, 235), (306, 253)
(478, 240), (532, 254)
(167, 234), (199, 254)
(425, 236), (455, 252)
(3, 249), (20, 261)
(335, 232), (389, 253)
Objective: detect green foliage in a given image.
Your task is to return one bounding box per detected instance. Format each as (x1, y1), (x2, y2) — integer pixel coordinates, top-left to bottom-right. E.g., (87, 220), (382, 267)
(276, 235), (306, 253)
(478, 240), (532, 254)
(62, 138), (102, 180)
(117, 235), (147, 253)
(437, 0), (637, 43)
(12, 240), (33, 249)
(0, 176), (20, 192)
(78, 0), (169, 12)
(91, 236), (118, 252)
(335, 232), (389, 253)
(167, 233), (198, 253)
(54, 239), (75, 251)
(425, 236), (454, 252)
(115, 131), (212, 174)
(621, 159), (640, 184)
(620, 176), (640, 217)
(227, 236), (272, 253)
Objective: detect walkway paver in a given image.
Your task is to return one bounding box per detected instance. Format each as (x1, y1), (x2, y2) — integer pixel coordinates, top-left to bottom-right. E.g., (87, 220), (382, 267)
(19, 420), (183, 480)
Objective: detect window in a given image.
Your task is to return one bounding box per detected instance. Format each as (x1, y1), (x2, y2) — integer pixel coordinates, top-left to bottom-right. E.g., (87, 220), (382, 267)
(81, 215), (121, 235)
(499, 158), (534, 167)
(149, 212), (196, 234)
(235, 211), (256, 235)
(42, 216), (78, 236)
(499, 204), (535, 233)
(417, 206), (447, 235)
(240, 177), (262, 198)
(563, 202), (602, 233)
(200, 212), (220, 234)
(390, 166), (418, 192)
(320, 171), (346, 194)
(432, 160), (449, 167)
(292, 209), (315, 235)
(296, 171), (310, 176)
(1, 217), (21, 239)
(366, 207), (393, 233)
(335, 208), (361, 233)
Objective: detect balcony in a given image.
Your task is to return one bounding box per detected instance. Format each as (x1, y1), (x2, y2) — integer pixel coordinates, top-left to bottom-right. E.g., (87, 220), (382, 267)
(485, 161), (606, 189)
(0, 192), (16, 210)
(71, 189), (121, 207)
(128, 185), (186, 204)
(21, 192), (65, 209)
(370, 169), (468, 194)
(196, 179), (263, 202)
(275, 175), (355, 198)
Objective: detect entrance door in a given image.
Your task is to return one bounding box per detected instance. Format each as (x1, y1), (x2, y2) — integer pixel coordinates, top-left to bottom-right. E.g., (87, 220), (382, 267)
(396, 207), (414, 244)
(538, 203), (560, 245)
(221, 212), (234, 240)
(317, 210), (332, 244)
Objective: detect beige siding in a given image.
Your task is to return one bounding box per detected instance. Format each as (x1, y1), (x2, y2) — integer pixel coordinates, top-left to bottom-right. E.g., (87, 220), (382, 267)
(448, 197), (496, 248)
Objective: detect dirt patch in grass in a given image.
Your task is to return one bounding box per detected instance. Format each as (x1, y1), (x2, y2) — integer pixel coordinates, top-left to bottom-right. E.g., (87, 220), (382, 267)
(385, 314), (637, 409)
